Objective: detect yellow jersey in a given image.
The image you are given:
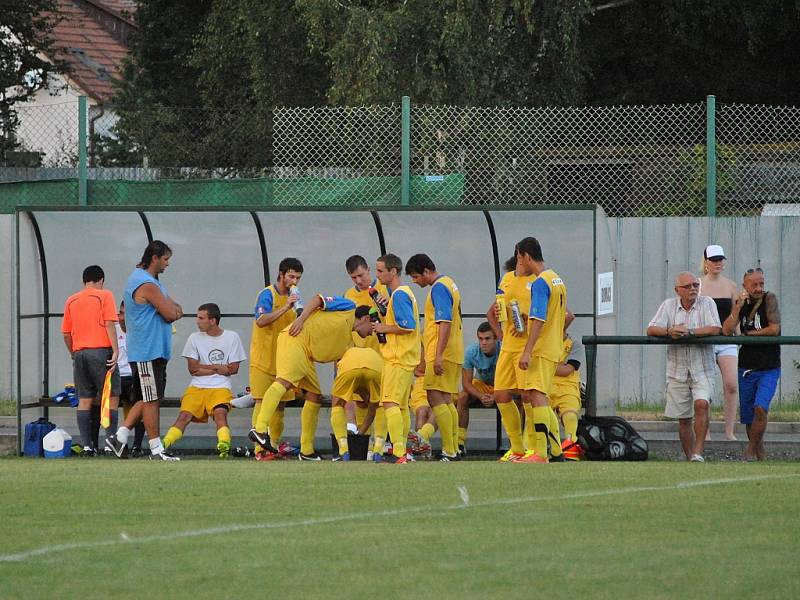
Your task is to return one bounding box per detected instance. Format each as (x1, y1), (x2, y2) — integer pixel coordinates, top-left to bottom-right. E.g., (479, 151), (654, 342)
(497, 271), (537, 353)
(381, 285), (421, 369)
(345, 280), (388, 352)
(250, 285), (295, 374)
(552, 336), (581, 396)
(529, 269), (567, 362)
(423, 275), (463, 363)
(336, 346), (384, 375)
(286, 295), (356, 363)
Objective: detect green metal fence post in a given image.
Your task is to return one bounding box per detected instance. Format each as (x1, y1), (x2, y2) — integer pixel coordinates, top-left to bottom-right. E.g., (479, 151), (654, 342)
(78, 96), (88, 206)
(401, 96), (411, 206)
(706, 94), (716, 217)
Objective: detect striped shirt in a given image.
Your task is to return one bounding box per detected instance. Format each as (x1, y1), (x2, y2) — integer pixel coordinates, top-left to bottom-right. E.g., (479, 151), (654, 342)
(648, 296), (721, 383)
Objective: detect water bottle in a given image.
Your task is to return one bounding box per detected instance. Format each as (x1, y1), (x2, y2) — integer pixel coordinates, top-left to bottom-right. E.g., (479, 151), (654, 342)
(510, 299), (525, 333)
(290, 285), (303, 315)
(495, 289), (507, 323)
(369, 307), (387, 343)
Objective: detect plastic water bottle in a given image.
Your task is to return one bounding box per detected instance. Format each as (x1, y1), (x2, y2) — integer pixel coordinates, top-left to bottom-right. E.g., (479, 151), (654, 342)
(510, 300), (525, 333)
(290, 285), (303, 315)
(495, 289), (507, 323)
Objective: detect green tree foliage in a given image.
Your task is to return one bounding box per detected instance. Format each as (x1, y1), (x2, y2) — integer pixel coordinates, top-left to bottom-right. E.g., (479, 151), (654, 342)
(0, 0), (67, 159)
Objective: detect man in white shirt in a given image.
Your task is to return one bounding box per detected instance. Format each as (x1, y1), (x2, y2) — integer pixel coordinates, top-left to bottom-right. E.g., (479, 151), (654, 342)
(647, 272), (722, 462)
(162, 303), (247, 458)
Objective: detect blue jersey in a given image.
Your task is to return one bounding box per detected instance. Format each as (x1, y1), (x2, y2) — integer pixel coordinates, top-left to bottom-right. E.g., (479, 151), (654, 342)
(463, 341), (500, 384)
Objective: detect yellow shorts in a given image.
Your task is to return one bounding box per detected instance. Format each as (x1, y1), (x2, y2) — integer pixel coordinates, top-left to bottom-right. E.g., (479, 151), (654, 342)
(380, 363), (413, 408)
(249, 367), (295, 401)
(549, 389), (581, 414)
(522, 356), (558, 395)
(423, 359), (461, 394)
(409, 378), (430, 411)
(494, 350), (524, 392)
(332, 367), (381, 404)
(180, 386), (232, 423)
(274, 334), (322, 395)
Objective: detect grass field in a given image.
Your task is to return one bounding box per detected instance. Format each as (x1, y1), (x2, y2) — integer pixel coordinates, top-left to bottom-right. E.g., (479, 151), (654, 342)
(1, 459), (799, 600)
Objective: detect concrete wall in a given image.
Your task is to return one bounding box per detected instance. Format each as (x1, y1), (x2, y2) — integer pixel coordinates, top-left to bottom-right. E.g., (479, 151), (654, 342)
(0, 215), (13, 399)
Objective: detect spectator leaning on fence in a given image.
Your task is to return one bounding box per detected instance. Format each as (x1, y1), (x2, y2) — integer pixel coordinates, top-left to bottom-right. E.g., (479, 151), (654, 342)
(647, 272), (722, 462)
(722, 268), (781, 461)
(61, 265), (120, 455)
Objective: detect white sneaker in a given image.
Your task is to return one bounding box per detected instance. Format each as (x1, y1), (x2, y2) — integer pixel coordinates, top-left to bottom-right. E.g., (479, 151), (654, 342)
(690, 454), (705, 463)
(150, 450), (180, 461)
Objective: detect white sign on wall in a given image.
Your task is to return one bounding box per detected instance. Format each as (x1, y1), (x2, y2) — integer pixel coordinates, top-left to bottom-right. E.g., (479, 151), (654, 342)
(597, 272), (614, 315)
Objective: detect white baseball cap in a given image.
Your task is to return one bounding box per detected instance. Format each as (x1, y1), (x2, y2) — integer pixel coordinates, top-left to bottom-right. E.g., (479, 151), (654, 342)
(704, 244), (726, 260)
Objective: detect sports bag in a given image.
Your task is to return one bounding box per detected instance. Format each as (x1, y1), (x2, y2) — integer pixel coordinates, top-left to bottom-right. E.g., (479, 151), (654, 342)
(23, 417), (57, 457)
(577, 415), (648, 461)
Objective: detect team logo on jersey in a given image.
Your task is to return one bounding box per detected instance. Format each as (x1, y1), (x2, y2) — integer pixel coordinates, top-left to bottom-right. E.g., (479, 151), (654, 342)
(552, 278), (564, 286)
(257, 306), (265, 314)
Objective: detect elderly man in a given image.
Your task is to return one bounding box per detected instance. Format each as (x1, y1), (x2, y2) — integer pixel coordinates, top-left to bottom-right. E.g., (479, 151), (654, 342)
(722, 268), (781, 461)
(647, 272), (722, 462)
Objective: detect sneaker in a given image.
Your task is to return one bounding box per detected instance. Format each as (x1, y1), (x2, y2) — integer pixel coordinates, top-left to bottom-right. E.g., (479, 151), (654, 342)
(278, 441), (299, 457)
(129, 446), (144, 458)
(417, 441), (432, 459)
(332, 452), (350, 462)
(371, 453), (384, 463)
(407, 431), (421, 453)
(298, 452), (323, 461)
(498, 449), (524, 462)
(150, 450), (180, 461)
(690, 454), (705, 463)
(104, 435), (128, 459)
(517, 451), (548, 464)
(405, 453), (416, 462)
(254, 449), (280, 461)
(457, 444), (467, 457)
(438, 452), (461, 462)
(561, 439), (583, 461)
(82, 446), (97, 457)
(382, 454), (408, 464)
(217, 440), (231, 459)
(248, 429), (273, 449)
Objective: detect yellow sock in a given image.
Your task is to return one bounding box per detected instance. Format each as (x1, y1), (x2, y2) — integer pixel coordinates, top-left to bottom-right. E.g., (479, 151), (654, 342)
(255, 383), (284, 432)
(497, 402), (524, 454)
(532, 406), (550, 459)
(269, 409), (285, 445)
(300, 401), (321, 456)
(373, 406), (387, 453)
(418, 422), (435, 443)
(331, 405), (349, 454)
(458, 427), (467, 446)
(217, 426), (231, 445)
(402, 407), (411, 448)
(163, 426), (182, 449)
(355, 405), (369, 430)
(385, 406), (405, 458)
(548, 407), (562, 457)
(448, 403), (459, 451)
(562, 411), (579, 441)
(432, 403), (456, 455)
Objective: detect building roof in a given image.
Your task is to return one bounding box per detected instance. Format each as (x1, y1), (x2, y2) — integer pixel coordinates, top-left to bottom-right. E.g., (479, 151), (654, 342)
(46, 0), (136, 102)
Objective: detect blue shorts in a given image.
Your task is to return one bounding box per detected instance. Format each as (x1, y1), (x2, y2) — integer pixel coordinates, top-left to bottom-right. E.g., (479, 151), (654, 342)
(738, 368), (780, 424)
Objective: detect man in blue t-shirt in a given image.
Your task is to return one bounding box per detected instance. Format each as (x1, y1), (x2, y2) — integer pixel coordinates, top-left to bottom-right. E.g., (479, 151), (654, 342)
(456, 322), (500, 454)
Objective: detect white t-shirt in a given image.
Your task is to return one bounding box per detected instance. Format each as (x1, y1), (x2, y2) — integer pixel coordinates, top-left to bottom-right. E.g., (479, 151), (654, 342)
(181, 329), (247, 390)
(115, 323), (132, 377)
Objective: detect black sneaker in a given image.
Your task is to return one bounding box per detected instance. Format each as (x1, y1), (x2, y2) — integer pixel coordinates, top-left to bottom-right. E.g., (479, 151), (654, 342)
(150, 449), (180, 461)
(457, 444), (467, 457)
(298, 452), (323, 461)
(104, 435), (128, 459)
(82, 446), (97, 457)
(248, 429), (278, 452)
(129, 446), (144, 458)
(438, 452), (461, 462)
(550, 454), (566, 463)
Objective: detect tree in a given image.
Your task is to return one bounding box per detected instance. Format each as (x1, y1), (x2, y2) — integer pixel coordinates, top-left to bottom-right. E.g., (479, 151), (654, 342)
(0, 0), (67, 159)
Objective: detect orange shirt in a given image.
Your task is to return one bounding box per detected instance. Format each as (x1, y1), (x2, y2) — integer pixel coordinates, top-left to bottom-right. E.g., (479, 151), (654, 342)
(61, 288), (118, 351)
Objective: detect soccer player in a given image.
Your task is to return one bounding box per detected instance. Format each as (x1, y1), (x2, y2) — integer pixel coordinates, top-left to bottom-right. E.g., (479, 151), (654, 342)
(249, 294), (373, 460)
(249, 258), (303, 460)
(371, 253), (420, 464)
(551, 314), (584, 460)
(408, 375), (435, 458)
(330, 346), (383, 460)
(516, 237), (567, 463)
(344, 255), (389, 350)
(405, 253), (462, 461)
(162, 304), (246, 458)
(456, 321), (500, 455)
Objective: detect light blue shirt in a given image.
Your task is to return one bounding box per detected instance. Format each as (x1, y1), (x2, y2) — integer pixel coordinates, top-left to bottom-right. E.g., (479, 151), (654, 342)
(463, 341), (500, 384)
(124, 268), (172, 362)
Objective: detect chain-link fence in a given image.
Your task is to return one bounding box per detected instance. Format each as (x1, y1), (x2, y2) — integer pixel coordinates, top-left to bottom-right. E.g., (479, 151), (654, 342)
(2, 97), (800, 215)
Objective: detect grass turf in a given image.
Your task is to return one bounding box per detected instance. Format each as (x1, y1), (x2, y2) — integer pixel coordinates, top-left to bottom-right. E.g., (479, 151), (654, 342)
(1, 459), (798, 600)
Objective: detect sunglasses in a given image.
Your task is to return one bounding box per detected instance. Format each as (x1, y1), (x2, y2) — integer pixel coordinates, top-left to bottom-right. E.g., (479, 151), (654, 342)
(744, 267), (764, 278)
(677, 282), (700, 289)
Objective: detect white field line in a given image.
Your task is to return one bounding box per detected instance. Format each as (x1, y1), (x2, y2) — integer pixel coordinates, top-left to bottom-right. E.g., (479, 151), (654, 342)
(1, 472), (797, 563)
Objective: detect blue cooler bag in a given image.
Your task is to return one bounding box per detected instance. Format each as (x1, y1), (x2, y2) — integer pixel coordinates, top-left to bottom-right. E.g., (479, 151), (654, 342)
(24, 417), (56, 457)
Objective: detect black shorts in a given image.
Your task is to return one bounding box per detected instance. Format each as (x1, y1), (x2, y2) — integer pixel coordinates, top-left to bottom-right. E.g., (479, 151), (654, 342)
(119, 375), (135, 405)
(73, 348), (121, 398)
(130, 359), (168, 404)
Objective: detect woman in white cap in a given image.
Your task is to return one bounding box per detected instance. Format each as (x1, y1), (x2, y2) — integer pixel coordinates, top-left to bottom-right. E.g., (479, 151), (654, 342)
(699, 244), (739, 440)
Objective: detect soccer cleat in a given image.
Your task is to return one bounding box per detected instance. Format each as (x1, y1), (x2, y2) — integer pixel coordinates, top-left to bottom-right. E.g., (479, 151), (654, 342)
(561, 439), (584, 461)
(405, 453), (416, 462)
(298, 452), (323, 461)
(407, 431), (421, 453)
(457, 444), (467, 457)
(438, 452), (461, 462)
(371, 453), (384, 463)
(517, 451), (548, 464)
(278, 441), (300, 457)
(254, 449), (280, 461)
(82, 446), (97, 457)
(498, 449), (525, 462)
(130, 446), (144, 458)
(104, 435), (129, 459)
(248, 429), (271, 449)
(381, 454), (408, 464)
(217, 440), (231, 459)
(150, 450), (180, 461)
(417, 441), (432, 459)
(332, 452), (350, 462)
